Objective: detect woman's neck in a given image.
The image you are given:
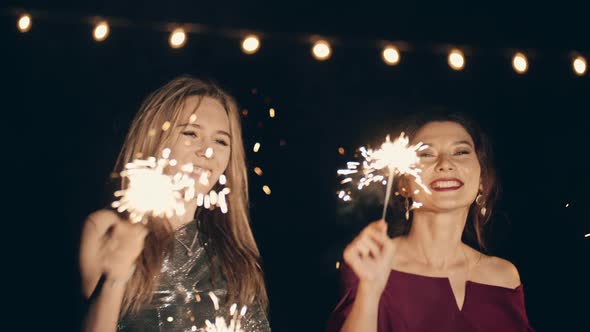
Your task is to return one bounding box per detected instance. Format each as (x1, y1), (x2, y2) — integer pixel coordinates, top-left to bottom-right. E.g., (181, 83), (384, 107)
(405, 208), (469, 270)
(169, 200), (199, 230)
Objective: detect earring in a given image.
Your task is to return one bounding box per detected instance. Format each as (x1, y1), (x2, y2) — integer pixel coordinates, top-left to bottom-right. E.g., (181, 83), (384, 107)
(404, 196), (410, 221)
(475, 192), (487, 217)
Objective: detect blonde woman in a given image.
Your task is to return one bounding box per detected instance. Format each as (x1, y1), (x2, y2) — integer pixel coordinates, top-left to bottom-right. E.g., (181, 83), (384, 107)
(80, 76), (270, 331)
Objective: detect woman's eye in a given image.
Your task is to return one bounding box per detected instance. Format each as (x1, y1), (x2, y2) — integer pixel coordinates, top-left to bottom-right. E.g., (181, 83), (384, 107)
(182, 131), (197, 138)
(455, 150), (471, 155)
(419, 152), (435, 158)
(216, 139), (229, 146)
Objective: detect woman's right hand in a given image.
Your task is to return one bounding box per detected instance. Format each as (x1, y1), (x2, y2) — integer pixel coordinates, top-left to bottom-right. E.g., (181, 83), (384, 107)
(342, 219), (397, 297)
(89, 212), (149, 285)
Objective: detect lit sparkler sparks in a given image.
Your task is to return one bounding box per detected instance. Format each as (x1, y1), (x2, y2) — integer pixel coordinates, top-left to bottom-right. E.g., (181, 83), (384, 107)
(204, 293), (248, 332)
(111, 148), (195, 223)
(337, 133), (431, 219)
(111, 147), (232, 223)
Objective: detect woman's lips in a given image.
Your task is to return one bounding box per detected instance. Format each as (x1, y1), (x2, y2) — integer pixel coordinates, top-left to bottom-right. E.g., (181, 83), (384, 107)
(429, 178), (464, 191)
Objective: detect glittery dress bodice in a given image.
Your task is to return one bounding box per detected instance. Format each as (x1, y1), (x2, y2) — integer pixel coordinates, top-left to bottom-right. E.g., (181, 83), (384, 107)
(118, 220), (270, 332)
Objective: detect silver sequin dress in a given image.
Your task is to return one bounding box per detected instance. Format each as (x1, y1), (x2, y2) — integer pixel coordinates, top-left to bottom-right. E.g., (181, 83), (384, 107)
(117, 220), (270, 332)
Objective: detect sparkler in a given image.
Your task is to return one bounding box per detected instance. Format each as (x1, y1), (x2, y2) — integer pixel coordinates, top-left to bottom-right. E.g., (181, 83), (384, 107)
(337, 133), (431, 220)
(204, 292), (248, 332)
(111, 148), (195, 223)
(111, 148), (232, 223)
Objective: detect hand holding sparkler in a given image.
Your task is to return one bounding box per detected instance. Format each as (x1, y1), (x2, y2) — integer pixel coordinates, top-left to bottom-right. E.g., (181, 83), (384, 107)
(83, 210), (148, 288)
(342, 219), (398, 297)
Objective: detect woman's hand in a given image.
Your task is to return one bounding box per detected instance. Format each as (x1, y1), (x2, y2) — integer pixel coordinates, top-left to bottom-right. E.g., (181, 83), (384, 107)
(95, 218), (148, 285)
(343, 219), (397, 297)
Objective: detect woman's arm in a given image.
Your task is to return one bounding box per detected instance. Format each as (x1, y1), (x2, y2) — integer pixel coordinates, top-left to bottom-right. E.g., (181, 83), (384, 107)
(339, 284), (382, 332)
(330, 220), (397, 332)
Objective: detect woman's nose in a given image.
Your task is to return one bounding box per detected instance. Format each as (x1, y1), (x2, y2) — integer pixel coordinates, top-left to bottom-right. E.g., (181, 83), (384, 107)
(436, 155), (454, 171)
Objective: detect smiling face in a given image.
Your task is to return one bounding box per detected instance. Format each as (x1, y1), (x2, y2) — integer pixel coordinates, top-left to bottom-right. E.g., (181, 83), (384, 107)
(407, 121), (481, 213)
(167, 96), (231, 194)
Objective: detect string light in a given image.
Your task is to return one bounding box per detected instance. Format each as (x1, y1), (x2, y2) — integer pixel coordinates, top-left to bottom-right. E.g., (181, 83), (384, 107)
(312, 40), (331, 61)
(573, 56), (587, 76)
(269, 108), (276, 118)
(254, 167), (263, 176)
(17, 14), (32, 32)
(262, 185), (271, 195)
(448, 48), (465, 70)
(253, 142), (260, 152)
(9, 11), (588, 77)
(93, 21), (109, 42)
(382, 45), (400, 65)
(338, 147), (345, 155)
(512, 52), (528, 74)
(169, 28), (186, 48)
(241, 35), (260, 54)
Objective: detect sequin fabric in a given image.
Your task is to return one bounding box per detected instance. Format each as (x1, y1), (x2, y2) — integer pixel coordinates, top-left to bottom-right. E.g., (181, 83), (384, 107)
(118, 220), (270, 331)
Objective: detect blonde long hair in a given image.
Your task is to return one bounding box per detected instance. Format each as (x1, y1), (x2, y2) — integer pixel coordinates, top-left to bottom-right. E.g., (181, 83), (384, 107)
(113, 75), (268, 315)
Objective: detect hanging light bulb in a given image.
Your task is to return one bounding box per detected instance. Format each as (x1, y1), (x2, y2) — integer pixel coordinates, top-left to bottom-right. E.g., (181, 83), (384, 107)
(93, 21), (109, 42)
(169, 28), (187, 48)
(312, 40), (331, 61)
(17, 14), (32, 33)
(382, 45), (400, 65)
(512, 52), (528, 74)
(448, 48), (465, 70)
(573, 56), (587, 76)
(241, 35), (260, 54)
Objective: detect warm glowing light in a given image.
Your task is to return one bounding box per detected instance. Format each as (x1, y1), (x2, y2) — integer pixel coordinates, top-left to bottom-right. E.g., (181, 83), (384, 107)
(338, 147), (345, 155)
(93, 21), (109, 41)
(512, 52), (528, 74)
(253, 142), (261, 152)
(336, 261), (341, 269)
(254, 167), (263, 176)
(18, 14), (32, 32)
(312, 40), (331, 60)
(111, 150), (196, 223)
(205, 147), (214, 159)
(337, 133), (431, 219)
(382, 46), (400, 65)
(269, 108), (276, 118)
(169, 28), (186, 48)
(262, 185), (271, 195)
(448, 49), (465, 70)
(573, 56), (587, 76)
(241, 35), (260, 54)
(204, 292), (248, 332)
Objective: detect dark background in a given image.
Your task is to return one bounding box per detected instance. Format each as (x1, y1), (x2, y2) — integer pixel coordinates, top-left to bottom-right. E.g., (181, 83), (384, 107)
(4, 1), (589, 331)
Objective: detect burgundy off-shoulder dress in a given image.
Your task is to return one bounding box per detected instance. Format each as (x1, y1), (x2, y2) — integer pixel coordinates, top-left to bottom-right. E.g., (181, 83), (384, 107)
(327, 263), (534, 332)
